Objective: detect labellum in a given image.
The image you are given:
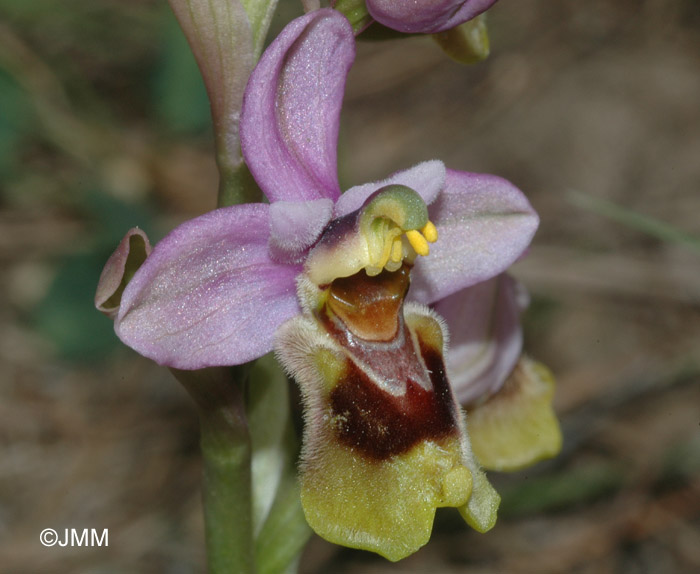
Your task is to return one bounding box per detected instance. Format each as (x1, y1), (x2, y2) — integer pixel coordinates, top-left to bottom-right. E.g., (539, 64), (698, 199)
(276, 186), (499, 561)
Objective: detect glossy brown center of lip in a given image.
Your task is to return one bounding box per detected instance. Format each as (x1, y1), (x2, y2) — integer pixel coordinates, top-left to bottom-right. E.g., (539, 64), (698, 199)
(326, 265), (410, 341)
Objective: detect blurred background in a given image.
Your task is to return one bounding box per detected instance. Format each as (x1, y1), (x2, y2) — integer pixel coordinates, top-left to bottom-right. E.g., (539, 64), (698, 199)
(1, 0), (699, 572)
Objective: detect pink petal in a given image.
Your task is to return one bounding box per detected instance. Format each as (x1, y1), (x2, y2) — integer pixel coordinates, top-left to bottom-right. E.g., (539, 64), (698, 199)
(268, 198), (334, 263)
(436, 274), (526, 405)
(241, 8), (354, 203)
(367, 0), (497, 34)
(410, 170), (538, 304)
(115, 205), (300, 369)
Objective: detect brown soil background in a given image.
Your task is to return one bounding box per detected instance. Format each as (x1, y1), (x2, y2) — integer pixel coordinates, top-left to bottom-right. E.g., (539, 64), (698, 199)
(1, 1), (699, 572)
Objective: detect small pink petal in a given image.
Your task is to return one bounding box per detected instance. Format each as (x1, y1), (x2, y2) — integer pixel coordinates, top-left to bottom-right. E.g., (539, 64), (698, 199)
(269, 198), (334, 262)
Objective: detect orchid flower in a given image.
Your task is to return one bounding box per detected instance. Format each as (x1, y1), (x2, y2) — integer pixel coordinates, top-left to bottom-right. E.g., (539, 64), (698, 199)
(99, 8), (554, 561)
(365, 0), (498, 34)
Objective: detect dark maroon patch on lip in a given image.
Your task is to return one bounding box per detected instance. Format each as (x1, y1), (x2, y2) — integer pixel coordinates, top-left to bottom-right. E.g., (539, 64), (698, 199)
(328, 342), (459, 461)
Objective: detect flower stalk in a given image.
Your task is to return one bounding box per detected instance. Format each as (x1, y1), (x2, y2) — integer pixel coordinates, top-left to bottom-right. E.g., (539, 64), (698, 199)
(218, 161), (263, 208)
(173, 367), (254, 574)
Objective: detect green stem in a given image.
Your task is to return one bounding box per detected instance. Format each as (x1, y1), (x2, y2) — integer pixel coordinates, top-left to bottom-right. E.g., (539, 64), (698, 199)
(217, 158), (263, 208)
(173, 367), (255, 574)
